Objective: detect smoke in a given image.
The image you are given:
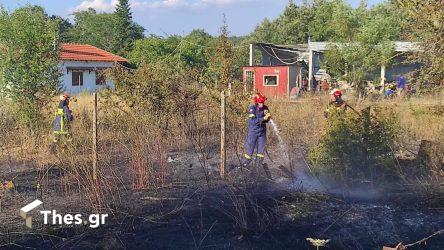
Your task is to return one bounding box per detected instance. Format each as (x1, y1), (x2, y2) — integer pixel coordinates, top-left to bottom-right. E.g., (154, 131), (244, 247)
(269, 119), (384, 200)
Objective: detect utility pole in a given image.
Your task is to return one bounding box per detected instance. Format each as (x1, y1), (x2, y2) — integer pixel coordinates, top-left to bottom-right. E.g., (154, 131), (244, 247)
(380, 64), (386, 93)
(220, 91), (226, 178)
(249, 44), (254, 66)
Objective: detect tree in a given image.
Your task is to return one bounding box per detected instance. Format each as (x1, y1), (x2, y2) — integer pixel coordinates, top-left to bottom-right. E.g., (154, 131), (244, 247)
(397, 0), (444, 86)
(323, 1), (403, 96)
(279, 1), (313, 43)
(70, 9), (120, 53)
(181, 29), (212, 69)
(129, 35), (181, 66)
(114, 0), (144, 56)
(307, 0), (338, 41)
(50, 15), (73, 43)
(70, 6), (144, 55)
(205, 15), (237, 89)
(248, 1), (313, 44)
(0, 6), (61, 127)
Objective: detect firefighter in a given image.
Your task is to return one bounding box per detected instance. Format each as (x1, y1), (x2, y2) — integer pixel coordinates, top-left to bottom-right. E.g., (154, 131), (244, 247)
(324, 88), (347, 118)
(53, 93), (74, 143)
(384, 83), (397, 97)
(242, 93), (272, 169)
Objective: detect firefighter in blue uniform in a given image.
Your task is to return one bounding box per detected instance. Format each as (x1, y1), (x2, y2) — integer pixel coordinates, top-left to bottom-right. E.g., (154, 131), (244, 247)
(53, 93), (74, 143)
(242, 93), (271, 169)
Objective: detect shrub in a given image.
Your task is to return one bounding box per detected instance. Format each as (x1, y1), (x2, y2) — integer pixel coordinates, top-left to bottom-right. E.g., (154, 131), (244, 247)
(309, 106), (399, 185)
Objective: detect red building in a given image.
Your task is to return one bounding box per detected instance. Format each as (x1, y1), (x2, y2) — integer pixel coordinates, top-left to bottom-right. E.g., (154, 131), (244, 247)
(243, 43), (308, 99)
(242, 64), (306, 99)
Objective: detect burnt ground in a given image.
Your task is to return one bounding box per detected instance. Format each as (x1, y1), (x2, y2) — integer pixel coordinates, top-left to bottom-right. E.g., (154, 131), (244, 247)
(0, 143), (443, 250)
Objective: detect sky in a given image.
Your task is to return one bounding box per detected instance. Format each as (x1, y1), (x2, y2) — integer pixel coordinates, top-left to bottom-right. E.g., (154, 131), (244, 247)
(0, 0), (385, 36)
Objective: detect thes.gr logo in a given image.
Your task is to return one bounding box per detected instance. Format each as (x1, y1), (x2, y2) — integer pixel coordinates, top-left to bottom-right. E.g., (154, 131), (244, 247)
(20, 199), (43, 228)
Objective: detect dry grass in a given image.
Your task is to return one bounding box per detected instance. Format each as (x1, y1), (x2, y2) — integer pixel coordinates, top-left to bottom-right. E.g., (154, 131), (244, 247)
(1, 89), (443, 210)
(268, 91), (443, 194)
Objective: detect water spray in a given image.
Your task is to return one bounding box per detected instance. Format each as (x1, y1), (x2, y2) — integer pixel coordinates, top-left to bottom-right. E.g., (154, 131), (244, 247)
(268, 119), (289, 163)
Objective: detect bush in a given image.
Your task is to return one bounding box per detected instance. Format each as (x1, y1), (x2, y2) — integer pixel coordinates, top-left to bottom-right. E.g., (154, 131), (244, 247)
(309, 106), (399, 185)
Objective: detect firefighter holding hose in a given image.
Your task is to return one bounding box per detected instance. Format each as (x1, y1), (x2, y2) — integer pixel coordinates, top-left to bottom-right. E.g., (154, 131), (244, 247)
(324, 88), (361, 118)
(324, 88), (348, 118)
(241, 93), (272, 169)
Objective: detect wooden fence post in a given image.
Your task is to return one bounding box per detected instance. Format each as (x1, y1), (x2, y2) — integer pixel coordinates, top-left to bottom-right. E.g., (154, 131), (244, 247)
(220, 91), (226, 178)
(92, 92), (98, 181)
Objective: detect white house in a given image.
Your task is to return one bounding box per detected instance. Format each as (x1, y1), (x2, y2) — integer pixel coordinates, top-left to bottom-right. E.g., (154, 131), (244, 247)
(59, 43), (128, 94)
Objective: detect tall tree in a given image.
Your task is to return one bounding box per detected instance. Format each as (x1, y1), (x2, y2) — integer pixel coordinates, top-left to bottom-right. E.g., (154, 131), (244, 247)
(50, 15), (73, 43)
(115, 0), (144, 56)
(71, 9), (120, 53)
(0, 6), (61, 127)
(206, 15), (237, 89)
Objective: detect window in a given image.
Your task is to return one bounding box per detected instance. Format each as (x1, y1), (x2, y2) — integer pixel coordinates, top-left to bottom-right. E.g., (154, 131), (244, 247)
(264, 75), (278, 86)
(96, 71), (106, 85)
(72, 71), (83, 86)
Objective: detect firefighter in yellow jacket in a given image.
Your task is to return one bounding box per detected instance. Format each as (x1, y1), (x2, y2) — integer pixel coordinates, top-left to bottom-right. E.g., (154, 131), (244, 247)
(53, 93), (74, 143)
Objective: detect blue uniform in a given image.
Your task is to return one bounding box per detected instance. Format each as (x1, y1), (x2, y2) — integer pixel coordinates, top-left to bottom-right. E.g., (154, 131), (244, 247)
(243, 104), (270, 165)
(396, 76), (406, 90)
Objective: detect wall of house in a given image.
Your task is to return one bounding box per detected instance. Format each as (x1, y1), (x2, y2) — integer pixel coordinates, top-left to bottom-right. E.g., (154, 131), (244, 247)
(243, 66), (289, 99)
(59, 61), (115, 94)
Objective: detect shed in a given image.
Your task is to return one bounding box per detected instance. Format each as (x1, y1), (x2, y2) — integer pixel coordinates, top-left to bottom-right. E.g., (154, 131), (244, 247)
(243, 64), (307, 99)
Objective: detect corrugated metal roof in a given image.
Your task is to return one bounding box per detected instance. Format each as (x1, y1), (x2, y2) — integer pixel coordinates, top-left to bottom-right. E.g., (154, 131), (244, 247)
(307, 41), (421, 52)
(60, 43), (128, 62)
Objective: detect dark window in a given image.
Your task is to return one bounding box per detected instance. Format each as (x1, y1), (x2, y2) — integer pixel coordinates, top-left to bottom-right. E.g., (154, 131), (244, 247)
(72, 71), (83, 86)
(96, 71), (106, 85)
(264, 75), (278, 86)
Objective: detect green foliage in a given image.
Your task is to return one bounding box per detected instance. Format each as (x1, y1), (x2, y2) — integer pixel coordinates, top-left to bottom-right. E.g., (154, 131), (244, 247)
(129, 29), (212, 69)
(129, 35), (181, 66)
(249, 1), (312, 44)
(324, 41), (396, 94)
(308, 0), (339, 42)
(70, 9), (120, 53)
(323, 1), (403, 94)
(248, 0), (363, 44)
(50, 15), (73, 43)
(181, 29), (212, 68)
(205, 15), (238, 89)
(70, 7), (143, 55)
(108, 60), (202, 127)
(309, 107), (399, 185)
(114, 0), (145, 56)
(0, 5), (60, 127)
(248, 0), (407, 95)
(398, 0), (444, 86)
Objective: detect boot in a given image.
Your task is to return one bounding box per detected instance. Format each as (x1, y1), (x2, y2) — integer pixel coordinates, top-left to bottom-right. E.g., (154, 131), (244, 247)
(257, 157), (272, 179)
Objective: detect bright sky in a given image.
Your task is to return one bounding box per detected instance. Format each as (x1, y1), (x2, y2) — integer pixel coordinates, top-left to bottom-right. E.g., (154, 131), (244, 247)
(0, 0), (384, 36)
